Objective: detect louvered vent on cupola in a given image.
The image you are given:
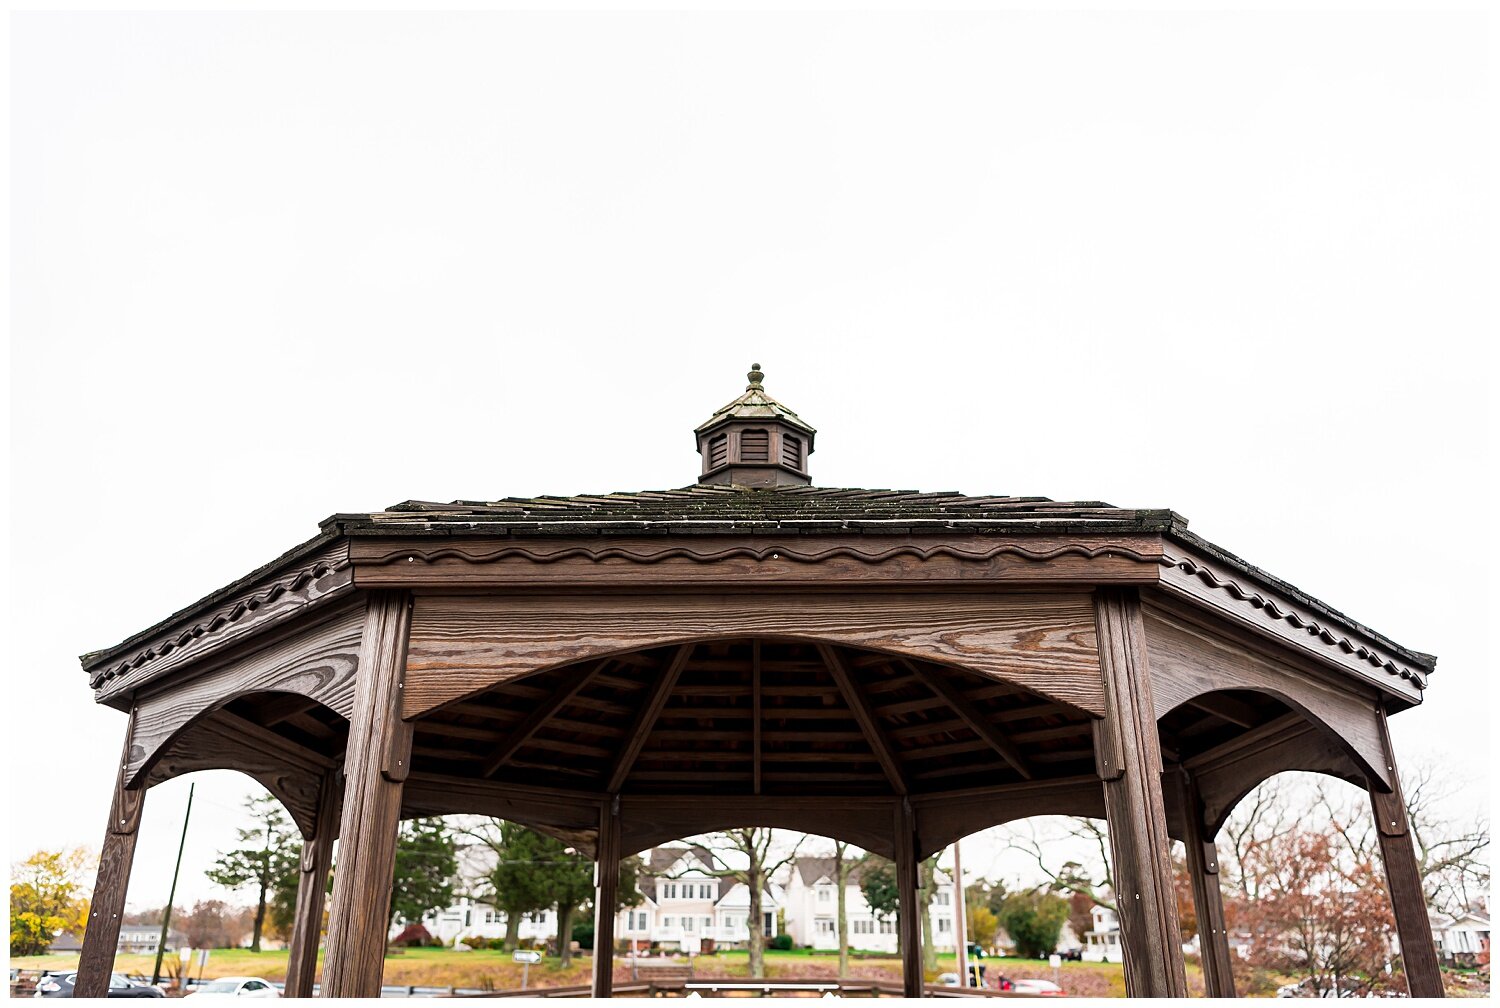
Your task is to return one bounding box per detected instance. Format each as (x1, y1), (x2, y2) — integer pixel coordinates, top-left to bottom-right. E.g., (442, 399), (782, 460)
(740, 430), (769, 463)
(708, 433), (728, 469)
(694, 364), (817, 488)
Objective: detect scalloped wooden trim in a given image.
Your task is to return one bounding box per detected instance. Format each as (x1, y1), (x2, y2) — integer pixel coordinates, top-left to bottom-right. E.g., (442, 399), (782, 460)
(1158, 548), (1426, 697)
(91, 552), (354, 693)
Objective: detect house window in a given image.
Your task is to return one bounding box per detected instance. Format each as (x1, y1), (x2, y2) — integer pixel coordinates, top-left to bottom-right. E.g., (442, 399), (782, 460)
(879, 920), (895, 934)
(782, 434), (802, 468)
(937, 918), (951, 933)
(816, 919), (835, 934)
(700, 884), (714, 899)
(818, 887), (831, 903)
(664, 916), (676, 929)
(764, 912), (774, 937)
(703, 916), (713, 931)
(683, 917), (695, 932)
(663, 883), (677, 899)
(935, 892), (951, 907)
(739, 429), (769, 462)
(708, 433), (728, 469)
(854, 920), (873, 935)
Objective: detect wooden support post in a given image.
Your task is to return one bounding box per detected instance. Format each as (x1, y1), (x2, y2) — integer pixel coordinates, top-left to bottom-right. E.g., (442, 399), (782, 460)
(75, 712), (145, 999)
(322, 592), (414, 998)
(1093, 589), (1188, 998)
(592, 797), (621, 998)
(894, 799), (924, 998)
(1173, 768), (1235, 997)
(285, 769), (341, 998)
(1369, 710), (1443, 998)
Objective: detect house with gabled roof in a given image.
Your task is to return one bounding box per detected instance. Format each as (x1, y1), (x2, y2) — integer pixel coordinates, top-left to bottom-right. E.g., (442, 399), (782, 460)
(1430, 907), (1489, 967)
(779, 854), (957, 953)
(617, 845), (783, 952)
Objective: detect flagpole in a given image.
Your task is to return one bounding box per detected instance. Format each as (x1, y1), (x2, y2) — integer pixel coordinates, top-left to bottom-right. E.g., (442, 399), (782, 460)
(152, 782), (195, 986)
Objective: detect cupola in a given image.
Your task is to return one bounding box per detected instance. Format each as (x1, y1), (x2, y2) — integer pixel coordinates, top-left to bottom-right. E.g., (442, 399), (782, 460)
(695, 364), (816, 487)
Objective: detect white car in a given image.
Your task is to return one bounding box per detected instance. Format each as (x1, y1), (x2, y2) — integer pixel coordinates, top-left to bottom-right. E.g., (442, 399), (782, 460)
(185, 977), (281, 998)
(1011, 978), (1066, 996)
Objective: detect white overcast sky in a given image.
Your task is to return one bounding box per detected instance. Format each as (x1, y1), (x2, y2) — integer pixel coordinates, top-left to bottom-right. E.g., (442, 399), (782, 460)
(8, 9), (1493, 913)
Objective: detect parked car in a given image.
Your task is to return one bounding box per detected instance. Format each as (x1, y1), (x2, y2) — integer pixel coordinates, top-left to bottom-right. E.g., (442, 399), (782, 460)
(1011, 978), (1066, 996)
(1058, 947), (1084, 961)
(34, 973), (164, 998)
(184, 977), (281, 999)
(937, 972), (961, 987)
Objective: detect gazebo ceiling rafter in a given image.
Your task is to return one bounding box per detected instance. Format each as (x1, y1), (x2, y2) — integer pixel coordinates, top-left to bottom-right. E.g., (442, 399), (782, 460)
(72, 364), (1444, 1000)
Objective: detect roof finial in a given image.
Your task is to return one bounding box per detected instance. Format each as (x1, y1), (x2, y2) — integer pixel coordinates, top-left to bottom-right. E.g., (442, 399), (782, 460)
(747, 362), (764, 389)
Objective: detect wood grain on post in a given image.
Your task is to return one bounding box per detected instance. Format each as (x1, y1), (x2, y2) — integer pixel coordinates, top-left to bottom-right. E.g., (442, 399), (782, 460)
(1094, 588), (1188, 997)
(76, 713), (145, 999)
(285, 769), (341, 998)
(1173, 768), (1235, 997)
(591, 799), (621, 998)
(894, 800), (924, 998)
(1370, 710), (1444, 998)
(321, 592), (413, 998)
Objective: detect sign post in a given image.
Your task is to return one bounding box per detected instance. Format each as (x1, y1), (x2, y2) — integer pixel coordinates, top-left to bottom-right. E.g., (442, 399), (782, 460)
(1048, 952), (1061, 989)
(513, 949), (542, 989)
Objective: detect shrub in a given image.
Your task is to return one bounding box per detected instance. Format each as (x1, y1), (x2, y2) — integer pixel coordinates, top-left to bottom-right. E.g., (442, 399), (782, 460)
(769, 933), (794, 951)
(572, 920), (595, 951)
(995, 889), (1069, 959)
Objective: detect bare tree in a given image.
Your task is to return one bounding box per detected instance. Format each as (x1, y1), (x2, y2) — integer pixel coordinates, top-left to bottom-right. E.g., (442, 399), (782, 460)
(1222, 776), (1299, 902)
(1311, 759), (1490, 917)
(666, 829), (804, 978)
(833, 840), (853, 977)
(1000, 817), (1117, 912)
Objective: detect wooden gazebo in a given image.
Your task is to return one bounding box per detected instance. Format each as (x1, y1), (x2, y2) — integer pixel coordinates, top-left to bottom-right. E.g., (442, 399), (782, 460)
(76, 366), (1442, 998)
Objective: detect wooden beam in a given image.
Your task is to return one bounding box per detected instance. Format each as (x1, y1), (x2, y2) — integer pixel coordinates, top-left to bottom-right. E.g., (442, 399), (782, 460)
(591, 798), (621, 998)
(1369, 710), (1443, 998)
(1094, 588), (1188, 998)
(481, 660), (609, 778)
(322, 592), (413, 998)
(894, 799), (923, 998)
(1182, 693), (1261, 730)
(212, 710), (337, 774)
(1182, 712), (1309, 775)
(75, 712), (145, 999)
(285, 770), (340, 998)
(1172, 769), (1235, 997)
(606, 645), (694, 792)
(752, 641), (762, 796)
(901, 659), (1033, 780)
(818, 644), (909, 795)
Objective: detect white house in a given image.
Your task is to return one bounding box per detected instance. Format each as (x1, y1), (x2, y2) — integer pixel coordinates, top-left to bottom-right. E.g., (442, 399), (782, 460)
(1430, 909), (1489, 966)
(1081, 903), (1122, 963)
(779, 854), (958, 954)
(616, 845), (783, 952)
(390, 840), (559, 947)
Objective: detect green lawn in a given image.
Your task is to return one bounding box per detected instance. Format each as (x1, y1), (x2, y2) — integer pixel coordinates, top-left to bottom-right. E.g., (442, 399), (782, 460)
(12, 947), (1135, 995)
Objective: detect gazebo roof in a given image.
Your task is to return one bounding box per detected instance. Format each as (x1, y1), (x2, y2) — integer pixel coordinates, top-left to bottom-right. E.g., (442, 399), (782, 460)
(345, 486), (1175, 533)
(79, 366), (1435, 709)
(323, 485), (1431, 676)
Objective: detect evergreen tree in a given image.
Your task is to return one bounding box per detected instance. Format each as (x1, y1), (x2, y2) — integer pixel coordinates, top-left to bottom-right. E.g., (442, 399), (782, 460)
(466, 820), (641, 956)
(858, 855), (899, 950)
(473, 822), (559, 951)
(205, 794), (299, 952)
(857, 852), (941, 969)
(389, 818), (458, 928)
